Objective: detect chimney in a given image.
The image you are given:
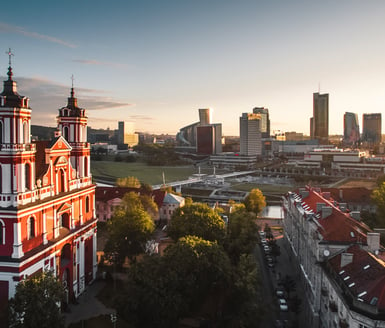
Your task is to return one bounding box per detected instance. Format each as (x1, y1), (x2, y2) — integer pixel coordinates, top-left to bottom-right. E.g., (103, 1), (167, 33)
(322, 192), (331, 200)
(339, 203), (347, 212)
(339, 189), (344, 200)
(341, 253), (354, 268)
(350, 211), (360, 220)
(316, 203), (326, 213)
(321, 206), (333, 218)
(299, 188), (309, 199)
(367, 232), (380, 253)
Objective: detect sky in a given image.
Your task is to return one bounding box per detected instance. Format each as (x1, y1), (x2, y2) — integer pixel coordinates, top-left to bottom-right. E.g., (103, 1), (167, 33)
(1, 0), (385, 136)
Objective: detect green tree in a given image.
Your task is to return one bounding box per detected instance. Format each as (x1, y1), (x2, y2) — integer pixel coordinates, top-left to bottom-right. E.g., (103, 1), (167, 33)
(243, 188), (266, 215)
(104, 192), (155, 266)
(116, 176), (141, 188)
(372, 183), (385, 227)
(167, 203), (226, 242)
(8, 271), (65, 328)
(224, 207), (258, 264)
(117, 236), (231, 327)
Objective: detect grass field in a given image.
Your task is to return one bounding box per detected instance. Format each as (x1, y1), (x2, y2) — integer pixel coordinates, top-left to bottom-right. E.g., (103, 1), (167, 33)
(91, 161), (228, 185)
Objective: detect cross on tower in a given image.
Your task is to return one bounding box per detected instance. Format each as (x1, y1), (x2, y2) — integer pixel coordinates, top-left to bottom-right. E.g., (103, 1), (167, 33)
(6, 48), (14, 67)
(71, 74), (74, 88)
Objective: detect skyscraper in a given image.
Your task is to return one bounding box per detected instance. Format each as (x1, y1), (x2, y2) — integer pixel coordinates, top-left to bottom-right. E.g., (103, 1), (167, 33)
(362, 113), (382, 145)
(252, 107), (270, 138)
(310, 93), (329, 144)
(240, 112), (262, 156)
(118, 121), (139, 147)
(343, 112), (360, 147)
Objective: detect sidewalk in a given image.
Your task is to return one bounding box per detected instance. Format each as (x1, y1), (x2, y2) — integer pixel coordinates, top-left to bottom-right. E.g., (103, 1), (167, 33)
(63, 280), (115, 327)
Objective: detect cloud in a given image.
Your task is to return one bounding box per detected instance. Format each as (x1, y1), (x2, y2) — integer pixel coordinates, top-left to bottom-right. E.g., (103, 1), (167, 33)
(0, 22), (76, 48)
(72, 59), (128, 69)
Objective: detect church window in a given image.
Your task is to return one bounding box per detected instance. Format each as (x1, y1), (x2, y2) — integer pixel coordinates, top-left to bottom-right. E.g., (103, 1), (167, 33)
(0, 219), (4, 245)
(61, 213), (70, 229)
(85, 196), (90, 213)
(28, 217), (35, 240)
(23, 121), (28, 144)
(58, 169), (65, 193)
(25, 163), (31, 190)
(84, 157), (88, 176)
(63, 126), (69, 141)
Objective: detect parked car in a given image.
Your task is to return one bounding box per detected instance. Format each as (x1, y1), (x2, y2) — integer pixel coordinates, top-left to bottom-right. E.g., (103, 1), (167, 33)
(278, 298), (288, 311)
(261, 238), (267, 244)
(263, 245), (271, 253)
(259, 231), (266, 238)
(276, 289), (285, 298)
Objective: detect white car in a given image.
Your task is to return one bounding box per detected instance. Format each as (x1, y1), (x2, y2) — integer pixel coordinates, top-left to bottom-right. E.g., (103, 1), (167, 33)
(263, 245), (271, 253)
(278, 298), (288, 311)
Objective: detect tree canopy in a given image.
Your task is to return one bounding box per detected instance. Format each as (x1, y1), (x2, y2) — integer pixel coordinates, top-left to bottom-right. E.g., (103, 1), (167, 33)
(167, 203), (226, 242)
(8, 271), (65, 328)
(116, 176), (141, 188)
(243, 188), (266, 215)
(104, 192), (155, 265)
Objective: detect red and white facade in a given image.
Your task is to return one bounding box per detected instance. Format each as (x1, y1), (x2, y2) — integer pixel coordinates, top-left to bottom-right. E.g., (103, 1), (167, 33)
(0, 64), (97, 311)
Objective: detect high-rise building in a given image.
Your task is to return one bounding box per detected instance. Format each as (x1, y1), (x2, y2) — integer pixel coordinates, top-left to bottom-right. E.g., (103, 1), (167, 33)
(240, 112), (262, 156)
(343, 112), (360, 147)
(118, 121), (139, 147)
(362, 113), (382, 146)
(253, 107), (270, 138)
(310, 93), (329, 144)
(198, 108), (212, 125)
(0, 62), (97, 311)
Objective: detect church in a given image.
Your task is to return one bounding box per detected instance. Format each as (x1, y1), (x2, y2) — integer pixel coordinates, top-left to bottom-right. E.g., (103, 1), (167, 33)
(0, 56), (97, 312)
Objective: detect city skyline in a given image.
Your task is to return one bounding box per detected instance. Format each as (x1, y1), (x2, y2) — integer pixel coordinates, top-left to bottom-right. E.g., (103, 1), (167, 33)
(1, 0), (385, 136)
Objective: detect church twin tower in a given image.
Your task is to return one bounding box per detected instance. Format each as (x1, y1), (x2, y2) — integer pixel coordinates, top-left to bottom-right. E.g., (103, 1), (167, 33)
(0, 55), (97, 309)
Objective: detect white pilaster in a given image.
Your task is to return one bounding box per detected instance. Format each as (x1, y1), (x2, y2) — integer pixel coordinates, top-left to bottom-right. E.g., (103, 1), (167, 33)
(12, 222), (24, 258)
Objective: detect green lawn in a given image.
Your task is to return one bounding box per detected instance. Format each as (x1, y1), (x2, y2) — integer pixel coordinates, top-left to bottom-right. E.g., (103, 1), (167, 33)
(91, 161), (227, 185)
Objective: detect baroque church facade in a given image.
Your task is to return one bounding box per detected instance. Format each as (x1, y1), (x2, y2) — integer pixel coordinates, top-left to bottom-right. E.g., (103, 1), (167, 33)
(0, 60), (97, 311)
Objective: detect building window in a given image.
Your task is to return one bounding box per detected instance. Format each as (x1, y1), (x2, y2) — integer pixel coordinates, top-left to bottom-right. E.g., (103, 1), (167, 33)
(25, 163), (31, 190)
(0, 121), (3, 144)
(63, 126), (69, 141)
(61, 213), (70, 229)
(85, 196), (90, 213)
(58, 169), (65, 192)
(23, 121), (28, 144)
(84, 157), (88, 177)
(28, 217), (35, 240)
(0, 219), (4, 245)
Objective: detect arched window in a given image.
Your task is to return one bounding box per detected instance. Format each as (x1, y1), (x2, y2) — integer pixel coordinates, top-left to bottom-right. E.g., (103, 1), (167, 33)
(63, 126), (69, 141)
(25, 163), (31, 190)
(58, 169), (65, 193)
(23, 121), (28, 144)
(0, 219), (4, 245)
(28, 217), (35, 240)
(84, 157), (88, 177)
(85, 196), (90, 213)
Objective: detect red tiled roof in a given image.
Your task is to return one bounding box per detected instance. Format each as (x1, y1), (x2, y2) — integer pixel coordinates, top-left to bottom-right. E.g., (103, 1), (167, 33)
(295, 187), (370, 243)
(95, 186), (165, 208)
(322, 187), (372, 204)
(328, 245), (385, 310)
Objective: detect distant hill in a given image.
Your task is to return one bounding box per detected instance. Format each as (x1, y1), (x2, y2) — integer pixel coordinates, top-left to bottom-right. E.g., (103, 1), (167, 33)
(31, 125), (56, 141)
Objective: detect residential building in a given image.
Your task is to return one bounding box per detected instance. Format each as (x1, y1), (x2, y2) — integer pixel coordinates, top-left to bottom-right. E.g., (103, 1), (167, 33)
(159, 193), (185, 224)
(95, 186), (165, 223)
(343, 112), (360, 147)
(362, 113), (382, 146)
(283, 186), (385, 328)
(310, 93), (329, 144)
(239, 112), (262, 156)
(0, 63), (97, 312)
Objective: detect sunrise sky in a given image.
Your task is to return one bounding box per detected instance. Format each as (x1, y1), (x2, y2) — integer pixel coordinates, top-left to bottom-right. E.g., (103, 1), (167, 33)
(1, 0), (385, 136)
